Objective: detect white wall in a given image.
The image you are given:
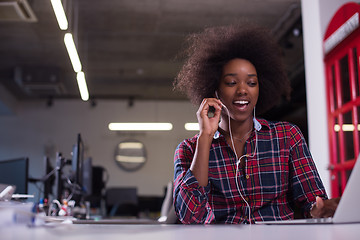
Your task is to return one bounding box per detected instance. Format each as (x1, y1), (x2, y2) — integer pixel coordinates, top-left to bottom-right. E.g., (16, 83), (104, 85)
(0, 98), (198, 198)
(301, 0), (350, 197)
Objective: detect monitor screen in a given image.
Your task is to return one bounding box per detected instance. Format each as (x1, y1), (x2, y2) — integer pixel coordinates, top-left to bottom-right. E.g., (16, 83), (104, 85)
(72, 133), (83, 186)
(43, 157), (54, 199)
(0, 157), (29, 194)
(82, 157), (92, 196)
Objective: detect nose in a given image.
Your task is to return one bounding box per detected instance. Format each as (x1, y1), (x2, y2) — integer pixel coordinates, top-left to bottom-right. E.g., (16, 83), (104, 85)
(236, 82), (248, 95)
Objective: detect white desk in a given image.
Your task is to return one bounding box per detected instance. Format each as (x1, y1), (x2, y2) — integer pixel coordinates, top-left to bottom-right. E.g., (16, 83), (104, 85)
(1, 223), (360, 240)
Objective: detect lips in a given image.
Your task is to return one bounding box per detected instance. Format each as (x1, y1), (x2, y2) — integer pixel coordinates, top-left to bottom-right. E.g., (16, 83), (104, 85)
(233, 100), (250, 111)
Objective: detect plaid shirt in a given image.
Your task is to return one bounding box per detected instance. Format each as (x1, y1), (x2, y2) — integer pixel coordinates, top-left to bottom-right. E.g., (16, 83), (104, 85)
(173, 118), (327, 224)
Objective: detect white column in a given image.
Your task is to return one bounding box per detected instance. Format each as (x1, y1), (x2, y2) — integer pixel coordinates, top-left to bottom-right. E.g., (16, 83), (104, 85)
(301, 0), (350, 197)
(301, 0), (330, 195)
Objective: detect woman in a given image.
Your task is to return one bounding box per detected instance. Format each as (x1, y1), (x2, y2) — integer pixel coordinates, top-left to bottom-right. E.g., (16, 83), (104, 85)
(172, 24), (339, 224)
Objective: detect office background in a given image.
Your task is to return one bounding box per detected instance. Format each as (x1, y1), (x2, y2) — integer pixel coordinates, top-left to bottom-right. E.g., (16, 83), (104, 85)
(0, 0), (354, 201)
(0, 98), (197, 197)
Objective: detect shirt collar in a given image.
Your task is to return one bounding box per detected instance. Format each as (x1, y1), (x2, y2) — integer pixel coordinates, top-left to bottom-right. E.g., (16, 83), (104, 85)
(213, 117), (263, 139)
(253, 117), (262, 131)
(214, 131), (221, 139)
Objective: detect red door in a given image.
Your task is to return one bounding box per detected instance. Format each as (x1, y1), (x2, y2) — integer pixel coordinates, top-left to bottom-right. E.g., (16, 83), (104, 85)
(324, 2), (360, 197)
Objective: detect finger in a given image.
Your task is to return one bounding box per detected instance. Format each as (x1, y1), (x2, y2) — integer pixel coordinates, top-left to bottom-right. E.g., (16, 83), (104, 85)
(310, 197), (323, 218)
(208, 99), (223, 113)
(199, 98), (208, 111)
(197, 99), (209, 117)
(316, 196), (324, 209)
(199, 98), (221, 116)
(213, 103), (222, 118)
(207, 100), (222, 120)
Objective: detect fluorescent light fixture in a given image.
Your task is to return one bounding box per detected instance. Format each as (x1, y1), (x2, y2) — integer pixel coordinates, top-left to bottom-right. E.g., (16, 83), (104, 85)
(185, 123), (199, 131)
(50, 0), (68, 30)
(108, 123), (173, 131)
(64, 33), (82, 73)
(76, 71), (89, 101)
(115, 155), (146, 163)
(334, 124), (360, 132)
(118, 142), (144, 149)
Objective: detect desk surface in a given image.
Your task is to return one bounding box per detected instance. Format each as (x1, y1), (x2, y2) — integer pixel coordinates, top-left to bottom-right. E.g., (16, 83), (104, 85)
(2, 223), (360, 240)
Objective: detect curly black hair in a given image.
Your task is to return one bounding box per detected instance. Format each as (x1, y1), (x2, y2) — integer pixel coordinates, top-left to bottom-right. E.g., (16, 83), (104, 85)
(173, 23), (291, 115)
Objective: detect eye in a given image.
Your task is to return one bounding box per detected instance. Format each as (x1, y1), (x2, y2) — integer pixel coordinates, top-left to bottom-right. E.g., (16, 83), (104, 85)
(248, 80), (258, 87)
(225, 81), (236, 86)
(223, 76), (237, 86)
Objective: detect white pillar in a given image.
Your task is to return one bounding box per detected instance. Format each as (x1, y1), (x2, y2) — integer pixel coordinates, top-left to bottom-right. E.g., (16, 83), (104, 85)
(301, 0), (330, 195)
(301, 0), (350, 197)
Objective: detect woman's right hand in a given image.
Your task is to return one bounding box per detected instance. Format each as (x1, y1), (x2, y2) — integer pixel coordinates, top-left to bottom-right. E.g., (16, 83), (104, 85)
(191, 98), (223, 186)
(196, 98), (223, 138)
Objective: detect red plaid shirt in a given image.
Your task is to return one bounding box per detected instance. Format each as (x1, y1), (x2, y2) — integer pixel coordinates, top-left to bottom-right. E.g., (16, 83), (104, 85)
(173, 118), (327, 224)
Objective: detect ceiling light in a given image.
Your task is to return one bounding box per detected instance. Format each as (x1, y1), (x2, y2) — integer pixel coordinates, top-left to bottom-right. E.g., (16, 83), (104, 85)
(76, 71), (89, 101)
(185, 123), (199, 131)
(108, 123), (173, 131)
(64, 33), (82, 73)
(50, 0), (68, 30)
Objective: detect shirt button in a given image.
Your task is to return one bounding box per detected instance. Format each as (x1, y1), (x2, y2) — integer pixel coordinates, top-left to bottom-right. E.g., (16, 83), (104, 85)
(244, 197), (249, 202)
(246, 175), (250, 179)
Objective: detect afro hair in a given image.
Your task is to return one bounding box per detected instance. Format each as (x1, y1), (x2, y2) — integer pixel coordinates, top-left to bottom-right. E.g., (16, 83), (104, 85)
(173, 23), (291, 115)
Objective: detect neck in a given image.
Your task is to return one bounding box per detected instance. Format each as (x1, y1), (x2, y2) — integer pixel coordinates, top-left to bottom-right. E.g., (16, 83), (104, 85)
(219, 116), (254, 138)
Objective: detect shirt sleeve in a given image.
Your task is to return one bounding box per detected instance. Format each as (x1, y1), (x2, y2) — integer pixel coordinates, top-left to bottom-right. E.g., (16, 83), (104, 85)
(173, 140), (215, 224)
(288, 125), (328, 217)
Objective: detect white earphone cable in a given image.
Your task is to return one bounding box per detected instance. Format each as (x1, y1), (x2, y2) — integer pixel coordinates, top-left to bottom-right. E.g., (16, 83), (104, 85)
(220, 102), (258, 224)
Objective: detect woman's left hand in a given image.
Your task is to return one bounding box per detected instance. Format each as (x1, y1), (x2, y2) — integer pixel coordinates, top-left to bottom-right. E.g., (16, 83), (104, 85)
(310, 196), (341, 218)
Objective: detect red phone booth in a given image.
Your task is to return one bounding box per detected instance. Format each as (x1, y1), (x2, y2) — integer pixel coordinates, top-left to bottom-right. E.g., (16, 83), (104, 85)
(324, 2), (360, 197)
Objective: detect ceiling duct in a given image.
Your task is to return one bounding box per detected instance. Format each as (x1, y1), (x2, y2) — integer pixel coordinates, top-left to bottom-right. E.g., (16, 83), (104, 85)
(271, 3), (301, 42)
(14, 67), (67, 97)
(0, 0), (37, 22)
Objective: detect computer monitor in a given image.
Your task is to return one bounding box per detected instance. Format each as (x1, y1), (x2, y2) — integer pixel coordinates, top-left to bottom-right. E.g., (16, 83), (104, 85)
(82, 157), (92, 196)
(0, 157), (29, 194)
(71, 133), (94, 201)
(72, 133), (84, 187)
(43, 156), (55, 199)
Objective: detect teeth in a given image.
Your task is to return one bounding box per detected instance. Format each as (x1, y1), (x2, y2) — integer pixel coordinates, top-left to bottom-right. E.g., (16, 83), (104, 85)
(234, 100), (249, 105)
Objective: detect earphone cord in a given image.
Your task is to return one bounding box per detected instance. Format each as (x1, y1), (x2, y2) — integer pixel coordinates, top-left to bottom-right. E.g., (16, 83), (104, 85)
(223, 105), (258, 224)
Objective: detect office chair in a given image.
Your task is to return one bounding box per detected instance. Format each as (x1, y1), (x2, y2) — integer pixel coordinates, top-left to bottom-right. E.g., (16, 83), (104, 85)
(158, 181), (178, 224)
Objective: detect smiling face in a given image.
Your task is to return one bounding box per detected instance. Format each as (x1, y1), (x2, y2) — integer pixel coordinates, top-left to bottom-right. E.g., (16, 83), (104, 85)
(217, 58), (259, 123)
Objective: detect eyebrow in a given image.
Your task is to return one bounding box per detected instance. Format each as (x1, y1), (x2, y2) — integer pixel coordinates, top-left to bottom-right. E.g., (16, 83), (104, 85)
(222, 73), (258, 78)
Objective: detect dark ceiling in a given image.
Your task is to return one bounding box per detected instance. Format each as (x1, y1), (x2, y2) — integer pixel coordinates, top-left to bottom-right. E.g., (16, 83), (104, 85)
(0, 0), (306, 131)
